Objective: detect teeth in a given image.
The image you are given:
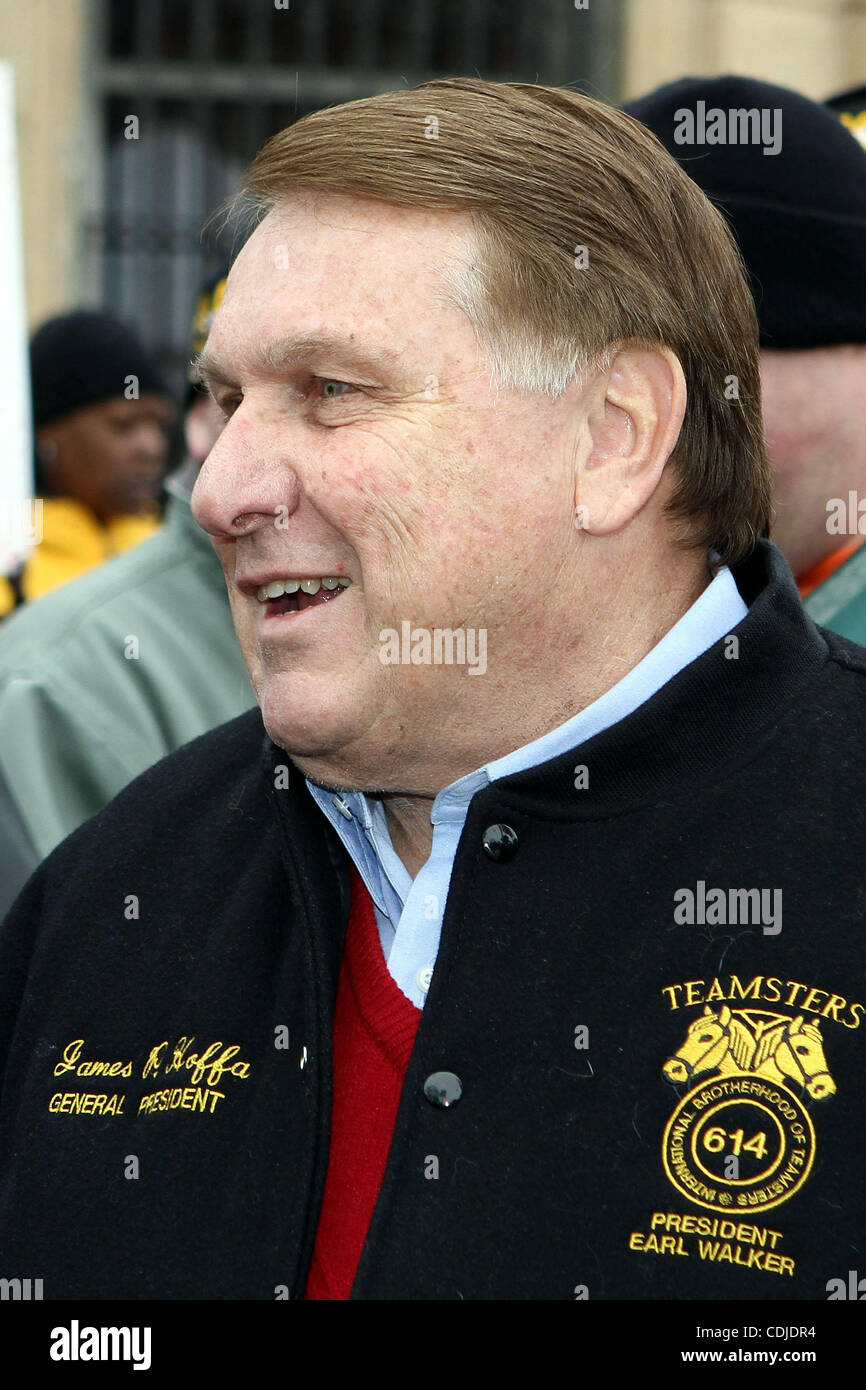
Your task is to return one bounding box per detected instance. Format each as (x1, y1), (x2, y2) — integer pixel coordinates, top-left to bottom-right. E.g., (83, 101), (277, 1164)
(256, 576), (351, 602)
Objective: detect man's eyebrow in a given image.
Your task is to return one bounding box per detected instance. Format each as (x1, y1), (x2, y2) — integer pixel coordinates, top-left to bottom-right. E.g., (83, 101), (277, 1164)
(193, 332), (405, 388)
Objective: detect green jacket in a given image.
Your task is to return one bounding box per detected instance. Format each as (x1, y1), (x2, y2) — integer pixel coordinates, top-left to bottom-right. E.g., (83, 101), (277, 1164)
(0, 491), (255, 919)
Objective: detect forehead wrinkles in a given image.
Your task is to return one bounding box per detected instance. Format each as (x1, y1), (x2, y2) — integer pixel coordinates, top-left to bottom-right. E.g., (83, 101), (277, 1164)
(205, 198), (481, 383)
(201, 328), (413, 389)
(263, 187), (477, 252)
(204, 279), (471, 391)
(260, 195), (476, 311)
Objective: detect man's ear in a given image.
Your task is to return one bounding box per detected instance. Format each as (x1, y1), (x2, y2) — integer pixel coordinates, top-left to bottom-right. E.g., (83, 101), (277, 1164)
(574, 345), (687, 537)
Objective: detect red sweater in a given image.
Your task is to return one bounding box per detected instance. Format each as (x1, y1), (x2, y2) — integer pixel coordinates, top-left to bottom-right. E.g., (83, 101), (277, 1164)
(304, 867), (422, 1299)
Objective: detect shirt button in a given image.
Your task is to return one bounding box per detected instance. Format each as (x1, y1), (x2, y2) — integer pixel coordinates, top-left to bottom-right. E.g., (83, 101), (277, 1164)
(417, 965), (434, 994)
(482, 823), (519, 861)
(331, 795), (353, 821)
(424, 1071), (463, 1108)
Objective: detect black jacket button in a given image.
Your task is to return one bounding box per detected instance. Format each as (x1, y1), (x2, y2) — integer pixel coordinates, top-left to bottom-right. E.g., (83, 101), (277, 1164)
(423, 1071), (463, 1107)
(482, 823), (519, 861)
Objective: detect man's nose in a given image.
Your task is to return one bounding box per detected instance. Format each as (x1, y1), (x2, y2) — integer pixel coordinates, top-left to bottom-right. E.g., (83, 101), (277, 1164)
(190, 420), (302, 540)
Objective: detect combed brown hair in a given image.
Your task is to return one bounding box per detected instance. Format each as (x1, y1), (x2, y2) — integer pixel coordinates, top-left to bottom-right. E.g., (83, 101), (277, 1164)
(236, 77), (772, 564)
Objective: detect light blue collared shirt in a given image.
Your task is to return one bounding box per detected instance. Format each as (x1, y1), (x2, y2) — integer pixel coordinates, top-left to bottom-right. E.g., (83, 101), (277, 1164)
(306, 563), (748, 1008)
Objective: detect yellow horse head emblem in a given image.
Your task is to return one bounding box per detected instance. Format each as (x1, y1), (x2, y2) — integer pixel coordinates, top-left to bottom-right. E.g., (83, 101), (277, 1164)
(663, 1005), (835, 1099)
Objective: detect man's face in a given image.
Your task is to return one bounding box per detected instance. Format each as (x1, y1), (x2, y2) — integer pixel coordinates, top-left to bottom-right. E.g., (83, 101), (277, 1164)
(191, 191), (590, 794)
(37, 394), (173, 520)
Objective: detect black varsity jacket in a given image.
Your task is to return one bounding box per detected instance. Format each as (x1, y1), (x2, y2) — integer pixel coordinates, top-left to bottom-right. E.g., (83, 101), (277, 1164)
(0, 539), (864, 1299)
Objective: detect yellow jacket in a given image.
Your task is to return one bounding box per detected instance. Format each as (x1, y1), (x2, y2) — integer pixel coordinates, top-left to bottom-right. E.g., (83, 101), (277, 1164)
(0, 498), (162, 614)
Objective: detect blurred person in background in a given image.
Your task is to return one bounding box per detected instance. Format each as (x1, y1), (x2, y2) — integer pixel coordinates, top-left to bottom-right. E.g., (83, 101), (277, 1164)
(0, 273), (255, 919)
(624, 76), (866, 636)
(0, 310), (173, 614)
(826, 82), (866, 149)
(796, 82), (866, 638)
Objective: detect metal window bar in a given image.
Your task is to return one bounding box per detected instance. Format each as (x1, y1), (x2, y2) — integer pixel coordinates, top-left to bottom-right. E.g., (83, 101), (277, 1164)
(297, 0), (327, 67)
(406, 0), (437, 70)
(94, 0), (622, 392)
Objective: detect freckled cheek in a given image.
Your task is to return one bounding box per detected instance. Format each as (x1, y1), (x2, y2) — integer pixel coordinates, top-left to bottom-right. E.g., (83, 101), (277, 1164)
(453, 481), (524, 546)
(332, 467), (432, 534)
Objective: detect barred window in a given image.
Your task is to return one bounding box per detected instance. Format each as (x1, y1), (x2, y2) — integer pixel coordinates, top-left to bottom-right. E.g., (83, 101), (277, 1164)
(90, 0), (621, 389)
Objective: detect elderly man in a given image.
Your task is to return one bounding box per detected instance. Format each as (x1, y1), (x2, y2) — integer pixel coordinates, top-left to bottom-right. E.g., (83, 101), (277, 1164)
(0, 77), (864, 1302)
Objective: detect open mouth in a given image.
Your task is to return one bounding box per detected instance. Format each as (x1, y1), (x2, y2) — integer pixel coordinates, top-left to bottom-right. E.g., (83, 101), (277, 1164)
(259, 577), (352, 619)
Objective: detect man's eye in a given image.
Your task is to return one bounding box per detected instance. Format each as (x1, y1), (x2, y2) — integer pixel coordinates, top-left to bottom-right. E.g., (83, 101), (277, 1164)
(216, 394), (242, 419)
(317, 379), (356, 401)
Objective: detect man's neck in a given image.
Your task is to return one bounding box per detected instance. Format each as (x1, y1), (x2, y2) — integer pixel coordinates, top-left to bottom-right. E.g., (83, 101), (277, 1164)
(381, 553), (713, 878)
(385, 795), (438, 879)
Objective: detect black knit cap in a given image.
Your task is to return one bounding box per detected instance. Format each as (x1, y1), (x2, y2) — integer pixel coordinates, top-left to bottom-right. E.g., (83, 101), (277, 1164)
(623, 75), (866, 348)
(30, 310), (170, 427)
